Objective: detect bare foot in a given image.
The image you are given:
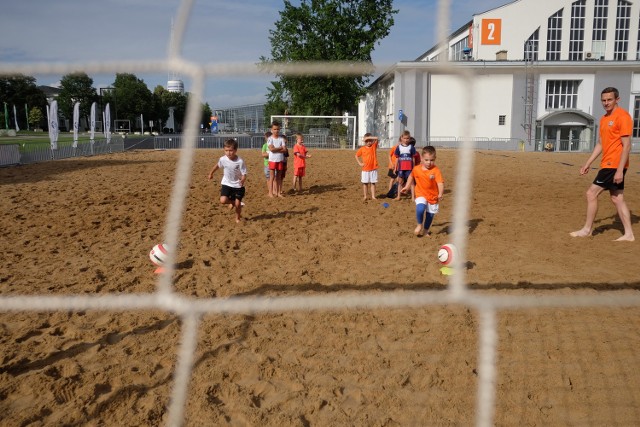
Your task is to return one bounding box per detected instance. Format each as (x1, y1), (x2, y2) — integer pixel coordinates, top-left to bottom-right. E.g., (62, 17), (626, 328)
(614, 234), (635, 242)
(372, 196), (377, 200)
(235, 217), (241, 223)
(570, 229), (591, 237)
(278, 193), (285, 198)
(363, 196), (368, 202)
(414, 224), (424, 236)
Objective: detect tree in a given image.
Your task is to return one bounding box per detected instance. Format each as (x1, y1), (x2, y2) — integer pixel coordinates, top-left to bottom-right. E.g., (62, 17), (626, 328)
(262, 0), (397, 116)
(0, 75), (47, 130)
(28, 107), (44, 130)
(106, 73), (153, 128)
(201, 102), (212, 130)
(56, 72), (98, 124)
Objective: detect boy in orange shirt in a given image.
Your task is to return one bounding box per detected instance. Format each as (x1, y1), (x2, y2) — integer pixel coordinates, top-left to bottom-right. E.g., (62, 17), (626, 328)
(355, 133), (379, 201)
(292, 132), (311, 192)
(400, 146), (444, 236)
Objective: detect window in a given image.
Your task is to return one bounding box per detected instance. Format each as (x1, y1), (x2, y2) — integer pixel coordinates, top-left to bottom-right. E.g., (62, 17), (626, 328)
(633, 96), (640, 138)
(614, 0), (631, 60)
(592, 0), (608, 58)
(546, 9), (563, 60)
(545, 80), (580, 110)
(450, 37), (470, 61)
(524, 28), (540, 61)
(637, 13), (640, 59)
(569, 0), (586, 60)
(498, 115), (506, 125)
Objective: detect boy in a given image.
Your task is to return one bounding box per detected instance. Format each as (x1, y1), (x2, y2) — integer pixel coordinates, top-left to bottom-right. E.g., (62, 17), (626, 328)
(355, 133), (379, 201)
(207, 139), (247, 223)
(400, 146), (444, 236)
(393, 130), (417, 201)
(267, 121), (287, 197)
(386, 137), (399, 198)
(292, 132), (311, 192)
(261, 131), (272, 194)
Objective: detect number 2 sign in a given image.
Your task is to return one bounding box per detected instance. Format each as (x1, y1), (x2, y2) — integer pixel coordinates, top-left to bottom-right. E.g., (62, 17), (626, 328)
(481, 19), (502, 45)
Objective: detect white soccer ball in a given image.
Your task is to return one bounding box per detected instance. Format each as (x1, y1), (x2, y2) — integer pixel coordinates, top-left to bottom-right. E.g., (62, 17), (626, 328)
(437, 243), (458, 266)
(149, 243), (170, 266)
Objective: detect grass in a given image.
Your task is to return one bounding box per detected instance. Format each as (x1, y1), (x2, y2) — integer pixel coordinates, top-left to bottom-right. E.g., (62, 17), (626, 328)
(0, 131), (101, 150)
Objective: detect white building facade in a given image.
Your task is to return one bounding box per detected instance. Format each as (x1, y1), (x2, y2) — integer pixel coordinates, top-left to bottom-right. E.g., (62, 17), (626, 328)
(359, 0), (640, 151)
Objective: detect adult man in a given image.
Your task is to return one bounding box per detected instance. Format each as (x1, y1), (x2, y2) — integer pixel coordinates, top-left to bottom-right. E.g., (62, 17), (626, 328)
(570, 87), (634, 241)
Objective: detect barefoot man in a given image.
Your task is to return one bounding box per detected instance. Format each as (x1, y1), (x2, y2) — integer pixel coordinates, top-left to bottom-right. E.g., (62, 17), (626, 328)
(570, 87), (634, 241)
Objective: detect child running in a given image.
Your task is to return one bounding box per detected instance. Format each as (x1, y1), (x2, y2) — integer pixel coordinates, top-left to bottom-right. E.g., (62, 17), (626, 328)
(207, 138), (247, 223)
(292, 132), (311, 192)
(400, 146), (444, 236)
(355, 133), (379, 201)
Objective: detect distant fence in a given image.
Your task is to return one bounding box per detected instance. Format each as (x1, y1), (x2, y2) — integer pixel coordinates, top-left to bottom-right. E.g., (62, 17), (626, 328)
(0, 137), (125, 166)
(429, 137), (526, 151)
(154, 134), (352, 150)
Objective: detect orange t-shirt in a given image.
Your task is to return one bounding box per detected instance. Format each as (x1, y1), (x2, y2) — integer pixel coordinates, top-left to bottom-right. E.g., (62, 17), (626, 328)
(388, 144), (398, 169)
(599, 106), (632, 169)
(411, 164), (444, 204)
(356, 141), (379, 171)
(293, 143), (308, 169)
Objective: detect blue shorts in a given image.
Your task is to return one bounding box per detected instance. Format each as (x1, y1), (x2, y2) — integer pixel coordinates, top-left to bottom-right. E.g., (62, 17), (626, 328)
(397, 170), (411, 181)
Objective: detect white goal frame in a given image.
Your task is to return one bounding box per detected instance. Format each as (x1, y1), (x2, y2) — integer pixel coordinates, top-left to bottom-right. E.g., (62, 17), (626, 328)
(271, 115), (357, 149)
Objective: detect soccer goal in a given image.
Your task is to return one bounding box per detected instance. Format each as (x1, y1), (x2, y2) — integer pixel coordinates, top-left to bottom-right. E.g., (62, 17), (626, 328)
(270, 115), (356, 149)
(114, 119), (131, 134)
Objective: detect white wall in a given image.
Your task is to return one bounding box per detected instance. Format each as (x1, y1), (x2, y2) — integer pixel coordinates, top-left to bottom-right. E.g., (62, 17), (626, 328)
(430, 73), (513, 138)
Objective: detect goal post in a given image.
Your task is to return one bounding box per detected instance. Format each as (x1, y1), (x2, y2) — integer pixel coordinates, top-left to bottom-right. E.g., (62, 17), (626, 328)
(270, 115), (357, 149)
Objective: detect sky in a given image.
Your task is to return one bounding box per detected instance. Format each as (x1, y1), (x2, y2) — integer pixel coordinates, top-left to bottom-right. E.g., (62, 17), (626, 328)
(0, 0), (507, 109)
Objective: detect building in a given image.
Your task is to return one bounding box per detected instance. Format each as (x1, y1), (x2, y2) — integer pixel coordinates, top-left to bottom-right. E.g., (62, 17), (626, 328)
(359, 0), (640, 151)
(213, 103), (266, 134)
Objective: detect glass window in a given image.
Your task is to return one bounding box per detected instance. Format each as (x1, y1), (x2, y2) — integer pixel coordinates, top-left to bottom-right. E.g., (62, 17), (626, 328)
(633, 96), (640, 138)
(569, 0), (586, 60)
(498, 115), (506, 126)
(450, 37), (469, 61)
(524, 28), (540, 61)
(614, 0), (631, 60)
(546, 9), (563, 60)
(545, 80), (580, 110)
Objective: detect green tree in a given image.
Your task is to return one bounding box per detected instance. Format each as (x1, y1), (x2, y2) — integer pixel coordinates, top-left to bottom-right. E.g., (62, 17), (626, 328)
(56, 72), (97, 124)
(0, 75), (47, 129)
(28, 107), (44, 130)
(201, 102), (212, 130)
(106, 73), (153, 129)
(262, 0), (397, 116)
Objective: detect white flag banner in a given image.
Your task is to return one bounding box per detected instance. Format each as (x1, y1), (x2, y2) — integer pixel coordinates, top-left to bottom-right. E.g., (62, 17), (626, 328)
(105, 103), (111, 144)
(46, 104), (50, 138)
(140, 113), (144, 134)
(72, 102), (80, 148)
(13, 105), (20, 132)
(49, 100), (59, 150)
(90, 102), (96, 142)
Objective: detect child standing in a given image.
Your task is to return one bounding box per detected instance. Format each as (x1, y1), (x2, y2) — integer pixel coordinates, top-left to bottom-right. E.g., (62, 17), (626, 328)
(355, 133), (379, 201)
(261, 131), (272, 194)
(400, 146), (444, 236)
(393, 130), (417, 201)
(267, 121), (287, 198)
(207, 139), (247, 223)
(292, 132), (311, 192)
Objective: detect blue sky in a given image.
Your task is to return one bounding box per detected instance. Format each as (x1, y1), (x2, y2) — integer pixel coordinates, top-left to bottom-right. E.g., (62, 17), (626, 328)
(0, 0), (506, 109)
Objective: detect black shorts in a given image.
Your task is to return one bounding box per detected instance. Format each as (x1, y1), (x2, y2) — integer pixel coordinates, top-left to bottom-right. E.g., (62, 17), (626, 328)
(387, 168), (397, 179)
(593, 168), (626, 191)
(220, 185), (246, 201)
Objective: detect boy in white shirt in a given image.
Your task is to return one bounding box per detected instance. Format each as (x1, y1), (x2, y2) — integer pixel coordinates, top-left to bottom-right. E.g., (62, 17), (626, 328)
(207, 139), (247, 223)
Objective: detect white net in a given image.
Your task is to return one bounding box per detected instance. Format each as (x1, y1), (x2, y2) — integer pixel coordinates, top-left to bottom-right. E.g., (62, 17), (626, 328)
(2, 0), (640, 426)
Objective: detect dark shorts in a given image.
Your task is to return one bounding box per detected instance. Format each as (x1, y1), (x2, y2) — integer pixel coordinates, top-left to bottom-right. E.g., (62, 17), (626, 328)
(593, 168), (626, 191)
(387, 168), (397, 179)
(397, 170), (411, 181)
(220, 185), (245, 201)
